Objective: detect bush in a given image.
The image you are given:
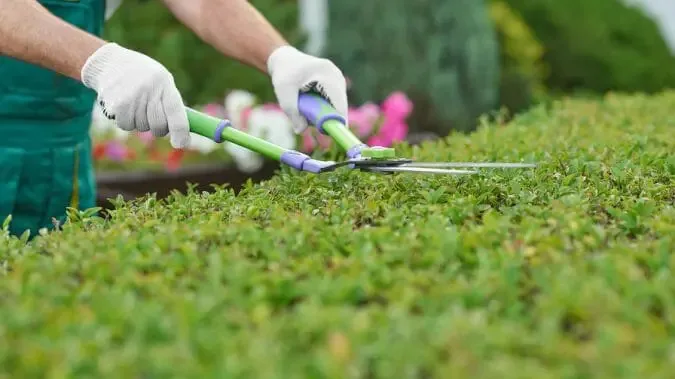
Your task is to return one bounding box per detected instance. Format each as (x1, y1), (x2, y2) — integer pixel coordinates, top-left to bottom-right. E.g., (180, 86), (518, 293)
(323, 0), (500, 135)
(1, 90), (674, 376)
(103, 0), (301, 105)
(489, 0), (548, 114)
(505, 0), (675, 94)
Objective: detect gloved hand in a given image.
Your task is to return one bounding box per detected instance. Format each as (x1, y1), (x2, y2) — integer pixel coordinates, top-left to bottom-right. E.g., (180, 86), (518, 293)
(81, 42), (191, 148)
(266, 45), (348, 134)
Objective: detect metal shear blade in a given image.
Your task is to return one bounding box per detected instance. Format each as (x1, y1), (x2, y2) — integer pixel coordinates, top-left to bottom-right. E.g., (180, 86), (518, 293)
(401, 162), (538, 169)
(316, 158), (536, 175)
(363, 165), (478, 175)
(347, 158), (477, 175)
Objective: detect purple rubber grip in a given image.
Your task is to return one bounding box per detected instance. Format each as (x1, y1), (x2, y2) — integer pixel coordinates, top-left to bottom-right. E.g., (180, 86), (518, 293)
(297, 93), (346, 134)
(213, 120), (231, 143)
(280, 150), (333, 173)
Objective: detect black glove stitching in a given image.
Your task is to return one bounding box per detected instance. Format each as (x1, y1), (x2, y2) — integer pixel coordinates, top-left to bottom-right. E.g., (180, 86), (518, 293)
(98, 99), (116, 120)
(302, 81), (333, 108)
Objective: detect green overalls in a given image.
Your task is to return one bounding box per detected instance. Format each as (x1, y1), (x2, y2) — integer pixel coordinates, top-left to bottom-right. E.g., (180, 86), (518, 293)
(0, 0), (105, 238)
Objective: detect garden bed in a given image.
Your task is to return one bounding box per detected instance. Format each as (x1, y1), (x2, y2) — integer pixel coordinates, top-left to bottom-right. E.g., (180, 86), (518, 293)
(1, 91), (674, 377)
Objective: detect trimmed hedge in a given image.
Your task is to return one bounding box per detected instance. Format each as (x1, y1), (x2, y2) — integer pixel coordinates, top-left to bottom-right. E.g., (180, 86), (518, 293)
(1, 91), (675, 377)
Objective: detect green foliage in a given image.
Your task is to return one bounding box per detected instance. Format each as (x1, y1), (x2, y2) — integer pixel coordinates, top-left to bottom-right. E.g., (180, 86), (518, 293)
(103, 0), (301, 106)
(324, 0), (500, 135)
(505, 0), (675, 94)
(1, 90), (675, 376)
(489, 0), (548, 114)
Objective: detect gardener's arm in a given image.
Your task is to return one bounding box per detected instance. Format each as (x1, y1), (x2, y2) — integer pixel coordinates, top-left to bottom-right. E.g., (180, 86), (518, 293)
(161, 0), (349, 134)
(0, 0), (105, 80)
(0, 0), (192, 148)
(161, 0), (285, 72)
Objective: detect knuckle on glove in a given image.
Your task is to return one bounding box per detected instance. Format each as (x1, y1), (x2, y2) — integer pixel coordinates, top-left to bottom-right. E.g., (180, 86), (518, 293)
(152, 112), (171, 137)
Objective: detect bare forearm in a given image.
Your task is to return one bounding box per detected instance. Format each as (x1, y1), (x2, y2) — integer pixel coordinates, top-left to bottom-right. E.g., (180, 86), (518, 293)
(162, 0), (288, 73)
(0, 0), (105, 80)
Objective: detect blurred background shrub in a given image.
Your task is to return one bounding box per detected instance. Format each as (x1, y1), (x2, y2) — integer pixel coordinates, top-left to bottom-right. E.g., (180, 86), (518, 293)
(489, 0), (548, 115)
(323, 0), (500, 136)
(504, 0), (675, 95)
(103, 0), (675, 136)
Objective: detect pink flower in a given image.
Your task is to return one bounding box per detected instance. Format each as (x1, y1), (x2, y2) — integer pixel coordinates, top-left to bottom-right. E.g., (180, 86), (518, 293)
(137, 131), (155, 145)
(202, 103), (226, 118)
(105, 141), (129, 161)
(367, 122), (406, 146)
(366, 92), (413, 147)
(301, 130), (333, 153)
(381, 91), (413, 121)
(348, 102), (381, 137)
(367, 134), (388, 147)
(317, 134), (333, 150)
(300, 91), (413, 151)
(239, 107), (252, 132)
(261, 103), (282, 112)
(302, 131), (315, 153)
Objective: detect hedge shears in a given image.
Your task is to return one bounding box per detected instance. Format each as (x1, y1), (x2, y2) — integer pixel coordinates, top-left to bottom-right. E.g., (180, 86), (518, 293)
(185, 93), (536, 175)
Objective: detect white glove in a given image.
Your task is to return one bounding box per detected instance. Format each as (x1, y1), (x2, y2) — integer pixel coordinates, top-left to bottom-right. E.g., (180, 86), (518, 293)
(81, 42), (191, 148)
(266, 45), (348, 134)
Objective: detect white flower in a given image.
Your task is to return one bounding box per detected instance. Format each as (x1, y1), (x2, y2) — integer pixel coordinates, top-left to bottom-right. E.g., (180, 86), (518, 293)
(247, 107), (296, 149)
(187, 132), (218, 154)
(224, 90), (257, 129)
(224, 104), (296, 173)
(225, 143), (265, 173)
(90, 100), (130, 141)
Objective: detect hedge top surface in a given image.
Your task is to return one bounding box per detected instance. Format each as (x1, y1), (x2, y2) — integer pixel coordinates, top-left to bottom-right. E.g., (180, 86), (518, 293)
(1, 91), (674, 378)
